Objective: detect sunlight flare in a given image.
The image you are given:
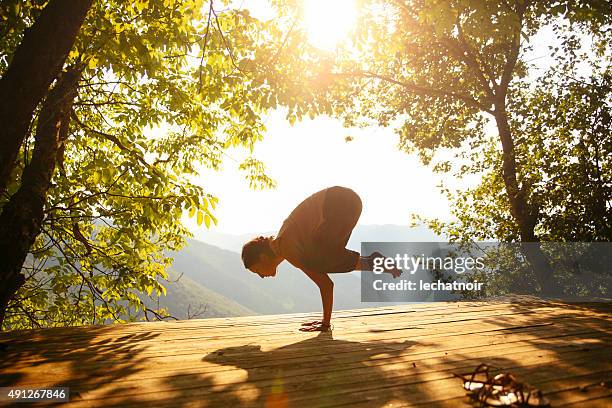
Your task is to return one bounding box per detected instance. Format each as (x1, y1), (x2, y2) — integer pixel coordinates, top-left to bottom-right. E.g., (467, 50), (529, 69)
(302, 0), (357, 51)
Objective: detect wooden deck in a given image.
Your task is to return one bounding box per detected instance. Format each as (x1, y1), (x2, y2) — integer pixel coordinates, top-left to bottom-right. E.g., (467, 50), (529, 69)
(1, 300), (610, 407)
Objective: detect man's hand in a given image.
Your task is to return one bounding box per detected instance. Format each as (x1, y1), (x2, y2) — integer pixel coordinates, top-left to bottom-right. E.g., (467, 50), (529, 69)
(299, 321), (331, 332)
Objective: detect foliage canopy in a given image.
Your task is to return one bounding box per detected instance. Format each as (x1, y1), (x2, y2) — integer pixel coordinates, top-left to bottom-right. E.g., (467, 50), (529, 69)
(0, 0), (292, 329)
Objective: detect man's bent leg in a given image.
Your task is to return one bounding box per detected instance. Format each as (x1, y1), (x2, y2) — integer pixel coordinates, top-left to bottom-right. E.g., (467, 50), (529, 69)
(308, 187), (362, 273)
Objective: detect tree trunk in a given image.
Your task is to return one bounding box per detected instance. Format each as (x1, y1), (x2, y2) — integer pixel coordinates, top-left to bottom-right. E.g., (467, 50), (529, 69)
(0, 68), (81, 328)
(494, 108), (555, 295)
(0, 0), (93, 193)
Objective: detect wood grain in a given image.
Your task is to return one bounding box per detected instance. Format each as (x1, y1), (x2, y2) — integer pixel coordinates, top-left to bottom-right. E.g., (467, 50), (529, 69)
(0, 300), (610, 407)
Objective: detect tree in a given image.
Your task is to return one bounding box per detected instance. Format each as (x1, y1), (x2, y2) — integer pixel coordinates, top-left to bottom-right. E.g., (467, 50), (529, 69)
(0, 66), (82, 326)
(1, 0), (286, 329)
(266, 0), (611, 294)
(0, 0), (93, 192)
(445, 63), (611, 243)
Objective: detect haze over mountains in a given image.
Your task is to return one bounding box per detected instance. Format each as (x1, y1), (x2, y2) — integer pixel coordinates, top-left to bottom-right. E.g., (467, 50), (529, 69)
(194, 224), (441, 253)
(160, 224), (442, 319)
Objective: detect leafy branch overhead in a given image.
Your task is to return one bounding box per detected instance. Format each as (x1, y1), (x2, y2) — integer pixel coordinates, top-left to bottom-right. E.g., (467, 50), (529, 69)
(0, 0), (609, 328)
(0, 0), (296, 329)
(264, 0), (610, 293)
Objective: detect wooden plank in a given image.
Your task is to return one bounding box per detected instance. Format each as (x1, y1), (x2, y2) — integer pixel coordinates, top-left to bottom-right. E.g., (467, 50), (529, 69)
(4, 321), (606, 395)
(58, 342), (611, 404)
(5, 300), (605, 342)
(62, 352), (611, 407)
(2, 312), (607, 375)
(6, 327), (608, 391)
(3, 312), (607, 374)
(19, 332), (608, 404)
(10, 323), (606, 384)
(0, 301), (609, 407)
(3, 303), (606, 357)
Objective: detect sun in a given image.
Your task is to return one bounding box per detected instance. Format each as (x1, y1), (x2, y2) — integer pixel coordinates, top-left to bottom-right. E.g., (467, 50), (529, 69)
(302, 0), (358, 51)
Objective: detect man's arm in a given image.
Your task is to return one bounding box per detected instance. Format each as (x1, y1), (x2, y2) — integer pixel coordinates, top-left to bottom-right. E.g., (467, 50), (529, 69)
(298, 266), (334, 331)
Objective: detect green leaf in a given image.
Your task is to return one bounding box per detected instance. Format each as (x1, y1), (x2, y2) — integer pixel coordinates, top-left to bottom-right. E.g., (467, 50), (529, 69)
(204, 214), (211, 228)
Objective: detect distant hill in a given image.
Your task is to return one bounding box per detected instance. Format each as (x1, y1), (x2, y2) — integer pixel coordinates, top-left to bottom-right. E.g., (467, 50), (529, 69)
(150, 269), (255, 319)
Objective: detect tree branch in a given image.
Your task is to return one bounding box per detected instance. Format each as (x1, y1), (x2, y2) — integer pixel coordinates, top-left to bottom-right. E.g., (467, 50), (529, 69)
(453, 15), (497, 95)
(198, 1), (214, 93)
(335, 70), (493, 113)
(499, 2), (527, 100)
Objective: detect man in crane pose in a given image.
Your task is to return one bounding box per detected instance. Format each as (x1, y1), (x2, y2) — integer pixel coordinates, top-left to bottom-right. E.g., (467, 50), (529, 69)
(241, 186), (401, 332)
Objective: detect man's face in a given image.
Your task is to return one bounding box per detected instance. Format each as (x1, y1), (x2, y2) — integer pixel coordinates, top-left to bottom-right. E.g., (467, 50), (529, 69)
(249, 254), (277, 278)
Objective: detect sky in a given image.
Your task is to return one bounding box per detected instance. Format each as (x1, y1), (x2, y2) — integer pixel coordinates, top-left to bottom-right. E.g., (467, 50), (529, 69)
(183, 0), (456, 237)
(186, 111), (453, 236)
(184, 0), (570, 237)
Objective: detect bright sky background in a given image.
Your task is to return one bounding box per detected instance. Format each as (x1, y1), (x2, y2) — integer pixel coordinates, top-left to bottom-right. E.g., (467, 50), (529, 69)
(186, 110), (452, 236)
(184, 0), (570, 237)
(184, 0), (453, 236)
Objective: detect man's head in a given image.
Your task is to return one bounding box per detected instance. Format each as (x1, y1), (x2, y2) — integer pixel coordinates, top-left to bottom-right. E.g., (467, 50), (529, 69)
(241, 236), (279, 278)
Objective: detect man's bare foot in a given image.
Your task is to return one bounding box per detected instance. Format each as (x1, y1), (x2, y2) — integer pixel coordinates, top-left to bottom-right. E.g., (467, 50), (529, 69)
(370, 251), (402, 278)
(387, 267), (402, 278)
(300, 320), (321, 327)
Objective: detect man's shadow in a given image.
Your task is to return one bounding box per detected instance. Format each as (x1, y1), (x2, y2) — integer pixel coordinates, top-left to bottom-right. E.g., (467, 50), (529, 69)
(201, 331), (417, 407)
